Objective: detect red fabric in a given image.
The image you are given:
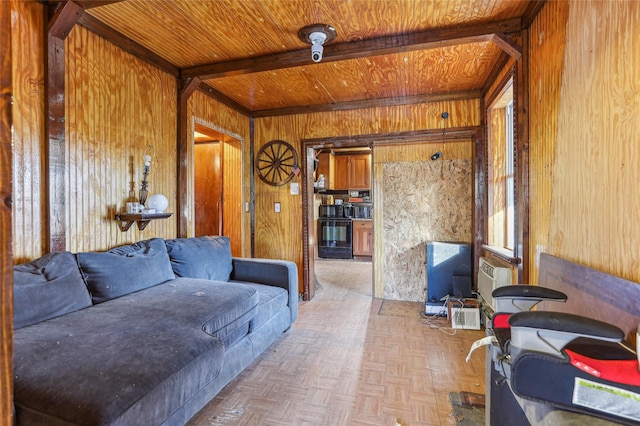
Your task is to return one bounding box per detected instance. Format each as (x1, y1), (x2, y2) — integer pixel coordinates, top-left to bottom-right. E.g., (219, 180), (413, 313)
(492, 313), (511, 329)
(566, 349), (640, 386)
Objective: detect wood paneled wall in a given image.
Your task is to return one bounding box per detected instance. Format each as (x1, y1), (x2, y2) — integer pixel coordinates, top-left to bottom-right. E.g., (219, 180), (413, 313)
(65, 25), (177, 253)
(528, 0), (570, 285)
(13, 15), (179, 260)
(529, 1), (640, 289)
(222, 139), (244, 256)
(187, 91), (250, 256)
(254, 100), (480, 296)
(11, 0), (45, 262)
(548, 0), (640, 282)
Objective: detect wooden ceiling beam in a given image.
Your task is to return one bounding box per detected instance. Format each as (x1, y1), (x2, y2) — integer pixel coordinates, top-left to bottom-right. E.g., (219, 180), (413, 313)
(251, 90), (482, 118)
(73, 0), (125, 9)
(182, 17), (523, 80)
(197, 83), (252, 117)
(482, 51), (512, 95)
(491, 33), (522, 60)
(521, 0), (547, 29)
(47, 1), (83, 39)
(303, 126), (480, 148)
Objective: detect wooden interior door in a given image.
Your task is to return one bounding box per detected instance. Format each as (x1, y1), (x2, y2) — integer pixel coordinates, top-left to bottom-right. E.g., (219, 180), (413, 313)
(194, 141), (222, 236)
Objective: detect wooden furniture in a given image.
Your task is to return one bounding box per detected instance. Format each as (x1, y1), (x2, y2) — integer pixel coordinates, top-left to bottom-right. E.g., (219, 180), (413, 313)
(334, 154), (371, 190)
(315, 152), (335, 190)
(352, 219), (373, 256)
(114, 212), (173, 231)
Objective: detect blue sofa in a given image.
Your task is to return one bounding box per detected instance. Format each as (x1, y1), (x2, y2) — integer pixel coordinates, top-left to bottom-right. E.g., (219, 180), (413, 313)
(12, 236), (298, 425)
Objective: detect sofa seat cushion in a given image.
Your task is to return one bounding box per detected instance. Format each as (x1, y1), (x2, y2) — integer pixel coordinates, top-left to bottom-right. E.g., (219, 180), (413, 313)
(230, 281), (289, 333)
(168, 278), (259, 345)
(13, 279), (258, 425)
(77, 238), (175, 304)
(165, 236), (233, 281)
(13, 251), (92, 329)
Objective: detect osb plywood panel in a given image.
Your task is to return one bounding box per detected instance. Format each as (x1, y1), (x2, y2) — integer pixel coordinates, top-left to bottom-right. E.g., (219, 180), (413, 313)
(381, 160), (472, 301)
(550, 1), (640, 283)
(188, 91), (250, 256)
(527, 0), (569, 285)
(65, 26), (177, 253)
(254, 100), (479, 296)
(11, 0), (45, 262)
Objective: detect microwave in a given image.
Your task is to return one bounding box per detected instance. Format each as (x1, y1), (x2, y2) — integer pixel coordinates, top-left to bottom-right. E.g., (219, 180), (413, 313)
(319, 204), (344, 218)
(354, 204), (373, 219)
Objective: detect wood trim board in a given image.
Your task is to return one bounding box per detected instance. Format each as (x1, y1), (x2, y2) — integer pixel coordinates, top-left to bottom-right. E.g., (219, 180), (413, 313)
(538, 253), (640, 346)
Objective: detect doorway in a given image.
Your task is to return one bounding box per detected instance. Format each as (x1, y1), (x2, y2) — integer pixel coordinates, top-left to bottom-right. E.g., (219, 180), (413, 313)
(193, 120), (243, 256)
(302, 140), (374, 301)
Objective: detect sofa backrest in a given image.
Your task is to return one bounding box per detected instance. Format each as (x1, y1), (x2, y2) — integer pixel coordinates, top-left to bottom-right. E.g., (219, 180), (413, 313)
(13, 236), (234, 328)
(77, 238), (175, 304)
(14, 251), (92, 329)
(164, 235), (233, 282)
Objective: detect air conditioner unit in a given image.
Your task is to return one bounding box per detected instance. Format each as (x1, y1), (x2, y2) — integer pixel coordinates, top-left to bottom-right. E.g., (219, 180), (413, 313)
(477, 256), (513, 310)
(451, 307), (480, 330)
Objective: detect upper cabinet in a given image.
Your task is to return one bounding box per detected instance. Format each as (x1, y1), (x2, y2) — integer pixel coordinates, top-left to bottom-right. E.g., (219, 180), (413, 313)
(334, 154), (371, 190)
(316, 152), (335, 190)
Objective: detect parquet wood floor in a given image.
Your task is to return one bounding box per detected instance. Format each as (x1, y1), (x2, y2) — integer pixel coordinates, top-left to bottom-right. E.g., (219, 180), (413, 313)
(188, 260), (486, 426)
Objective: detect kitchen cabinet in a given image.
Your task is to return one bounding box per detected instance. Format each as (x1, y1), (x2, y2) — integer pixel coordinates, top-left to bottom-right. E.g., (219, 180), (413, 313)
(316, 152), (335, 189)
(352, 220), (373, 256)
(334, 154), (371, 190)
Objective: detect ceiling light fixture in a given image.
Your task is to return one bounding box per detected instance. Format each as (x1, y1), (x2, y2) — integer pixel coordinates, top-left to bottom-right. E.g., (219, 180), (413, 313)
(298, 24), (337, 63)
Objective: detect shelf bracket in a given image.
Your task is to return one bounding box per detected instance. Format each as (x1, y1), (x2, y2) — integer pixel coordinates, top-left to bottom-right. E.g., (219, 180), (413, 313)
(114, 213), (173, 232)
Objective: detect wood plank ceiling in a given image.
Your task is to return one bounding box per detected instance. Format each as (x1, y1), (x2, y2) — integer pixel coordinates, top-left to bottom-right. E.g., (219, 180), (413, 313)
(68, 0), (542, 117)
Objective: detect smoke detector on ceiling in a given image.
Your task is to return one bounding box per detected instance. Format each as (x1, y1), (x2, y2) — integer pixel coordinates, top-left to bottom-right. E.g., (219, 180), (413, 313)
(298, 24), (337, 63)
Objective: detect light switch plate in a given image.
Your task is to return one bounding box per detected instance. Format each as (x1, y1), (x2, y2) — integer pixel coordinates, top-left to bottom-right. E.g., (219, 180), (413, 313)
(274, 202), (281, 213)
(290, 182), (299, 195)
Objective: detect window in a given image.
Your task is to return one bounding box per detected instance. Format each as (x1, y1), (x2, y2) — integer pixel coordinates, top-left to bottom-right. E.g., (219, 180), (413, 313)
(505, 101), (515, 250)
(487, 77), (516, 255)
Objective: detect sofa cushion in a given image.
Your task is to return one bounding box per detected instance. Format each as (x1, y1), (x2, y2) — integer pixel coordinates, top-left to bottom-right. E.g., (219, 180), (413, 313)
(77, 238), (175, 304)
(165, 235), (233, 281)
(13, 251), (92, 329)
(231, 281), (289, 333)
(13, 278), (259, 425)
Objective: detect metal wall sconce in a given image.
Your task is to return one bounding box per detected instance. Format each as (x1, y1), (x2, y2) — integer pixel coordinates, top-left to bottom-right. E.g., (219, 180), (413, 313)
(114, 145), (172, 231)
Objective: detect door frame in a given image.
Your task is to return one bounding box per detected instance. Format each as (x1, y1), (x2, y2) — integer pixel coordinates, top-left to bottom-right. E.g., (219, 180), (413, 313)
(302, 136), (374, 301)
(190, 117), (244, 254)
(301, 128), (483, 301)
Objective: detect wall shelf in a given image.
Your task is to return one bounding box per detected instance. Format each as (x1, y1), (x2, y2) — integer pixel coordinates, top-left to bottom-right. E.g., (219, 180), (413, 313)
(115, 212), (172, 232)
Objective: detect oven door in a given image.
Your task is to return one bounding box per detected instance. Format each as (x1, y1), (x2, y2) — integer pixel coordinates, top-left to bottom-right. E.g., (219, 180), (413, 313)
(317, 218), (352, 259)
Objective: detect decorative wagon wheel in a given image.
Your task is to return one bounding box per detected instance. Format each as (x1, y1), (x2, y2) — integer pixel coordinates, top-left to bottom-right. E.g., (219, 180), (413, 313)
(255, 140), (299, 186)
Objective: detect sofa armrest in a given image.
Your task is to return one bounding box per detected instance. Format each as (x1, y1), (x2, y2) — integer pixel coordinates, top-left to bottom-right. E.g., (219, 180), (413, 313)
(230, 258), (298, 323)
